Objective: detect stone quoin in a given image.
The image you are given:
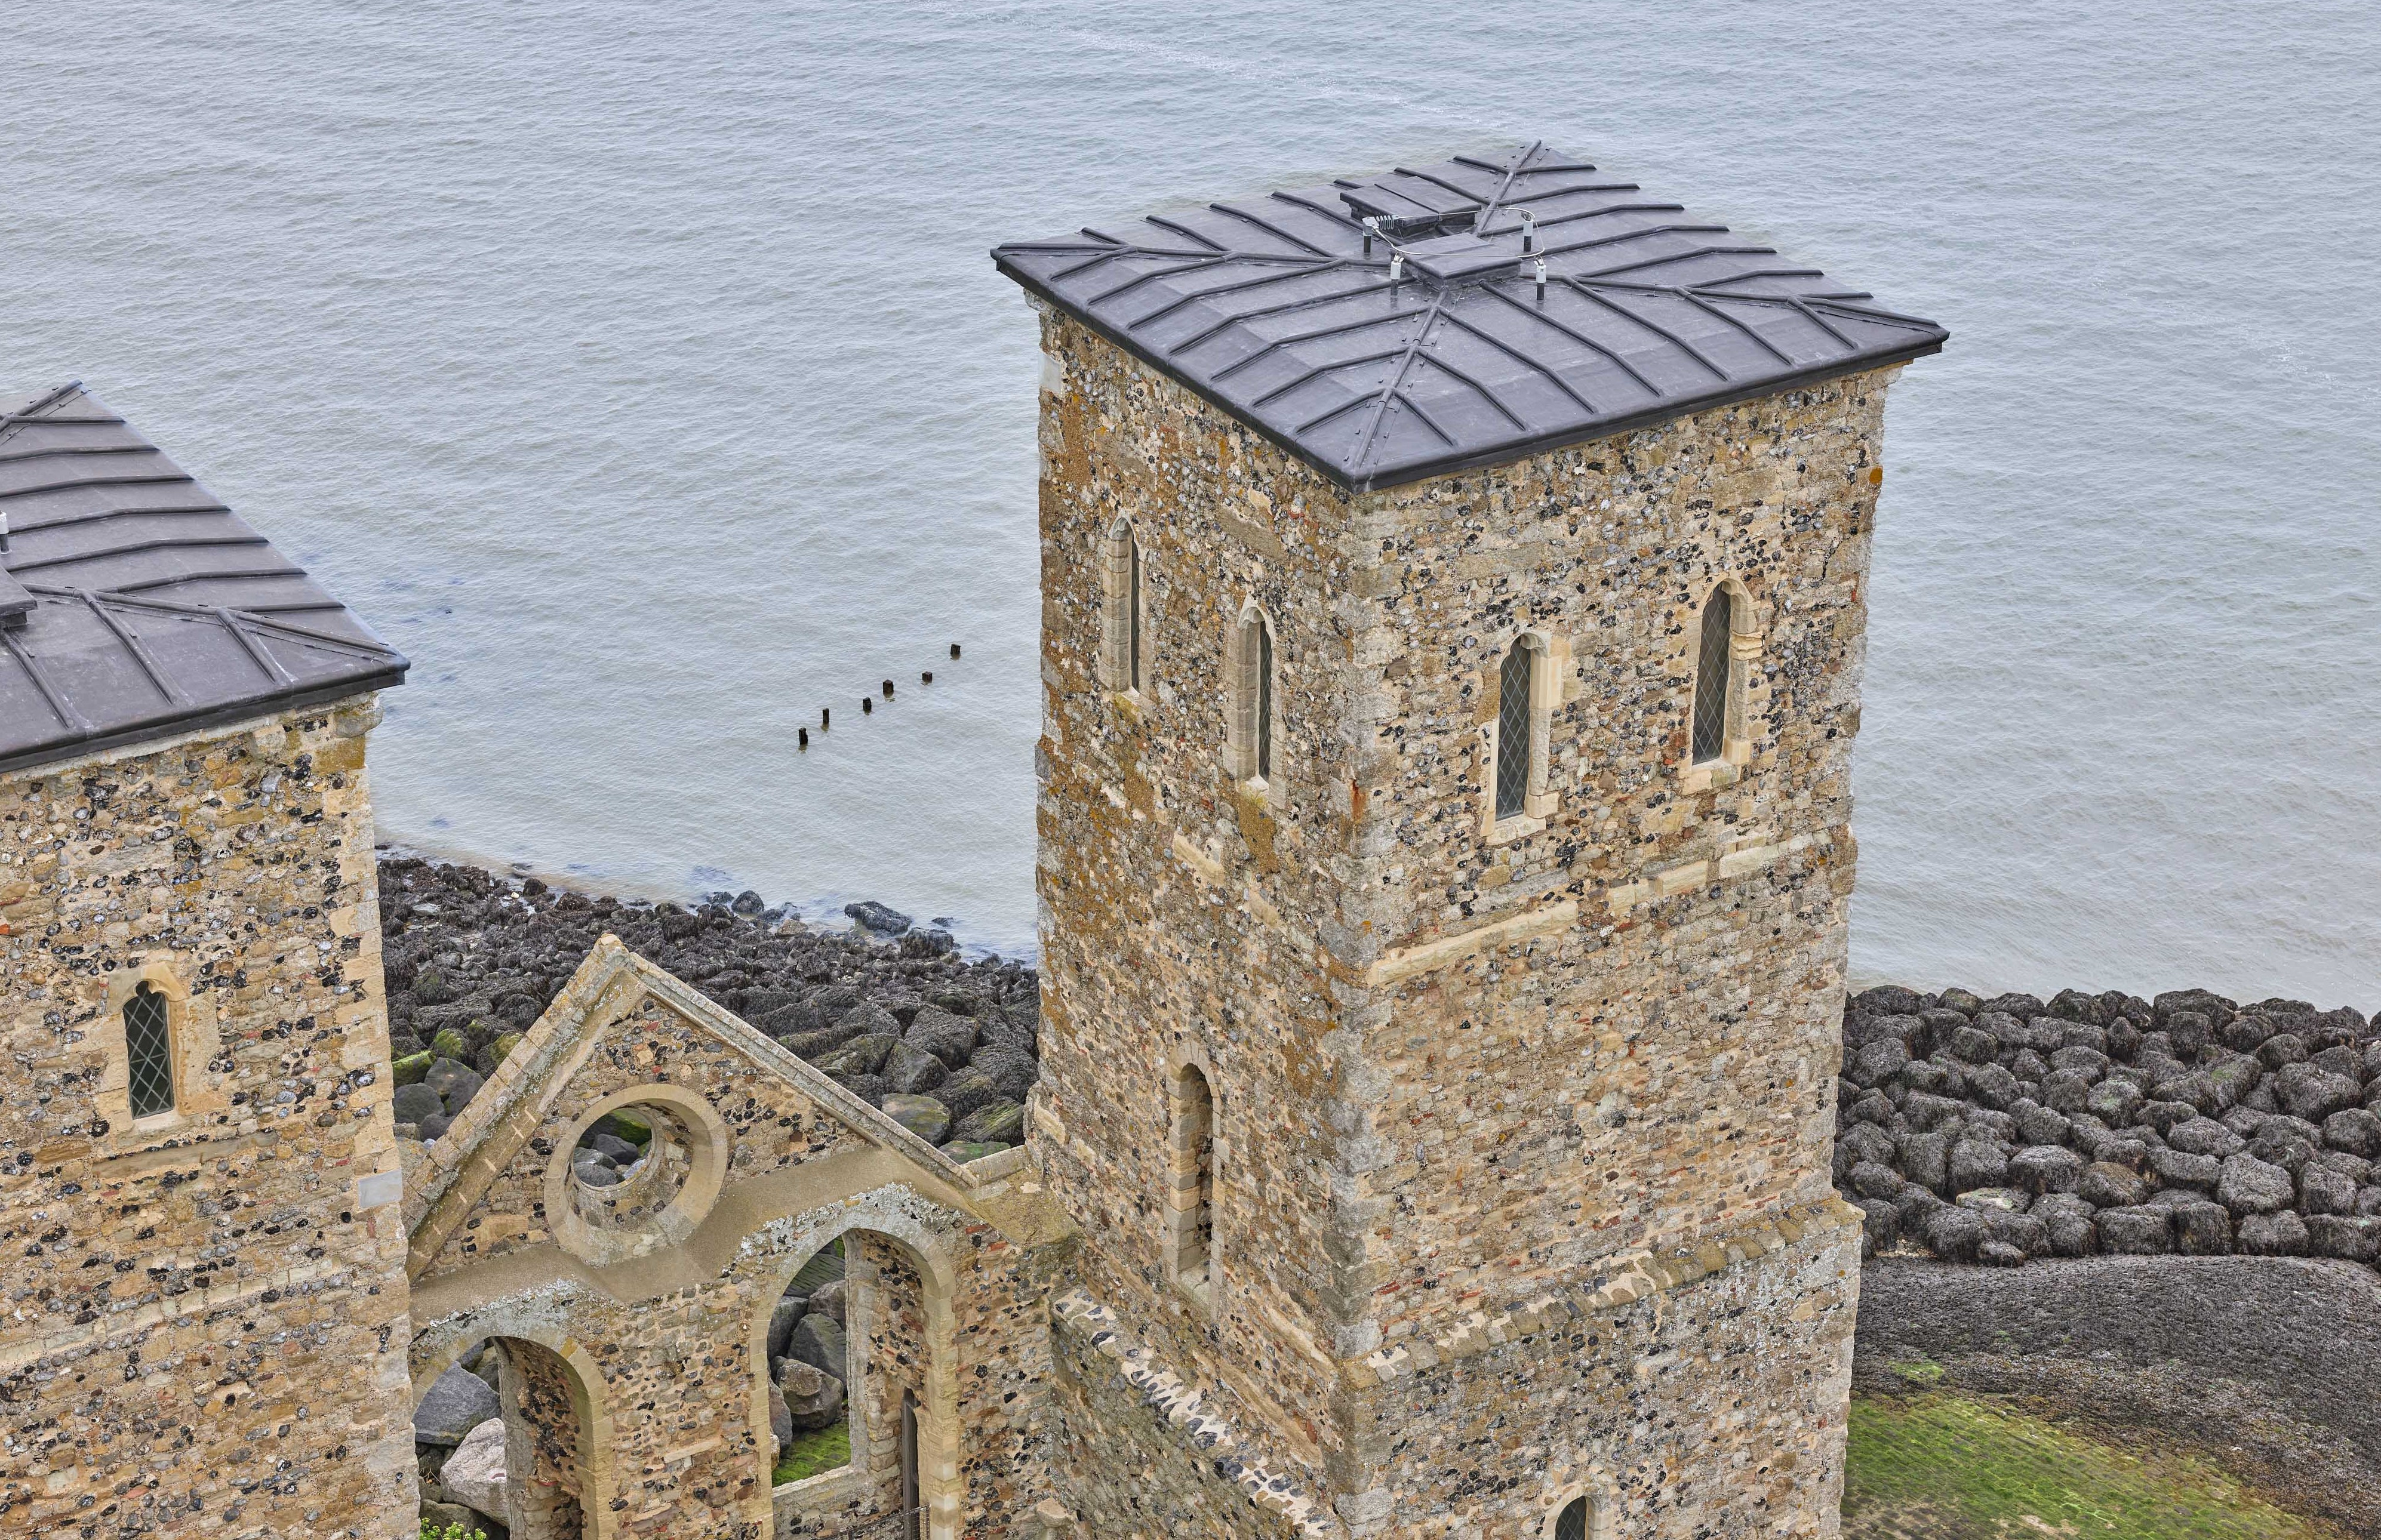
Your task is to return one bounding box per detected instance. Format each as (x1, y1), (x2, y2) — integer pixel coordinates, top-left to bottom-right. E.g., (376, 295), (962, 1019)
(1, 138), (1942, 1539)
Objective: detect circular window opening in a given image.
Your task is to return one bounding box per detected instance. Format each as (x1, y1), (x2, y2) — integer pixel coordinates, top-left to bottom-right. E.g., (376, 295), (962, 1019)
(570, 1104), (694, 1233)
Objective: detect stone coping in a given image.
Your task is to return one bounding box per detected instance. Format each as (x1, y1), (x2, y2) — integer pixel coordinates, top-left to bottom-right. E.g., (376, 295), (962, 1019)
(1354, 1194), (1859, 1388)
(1052, 1289), (1344, 1539)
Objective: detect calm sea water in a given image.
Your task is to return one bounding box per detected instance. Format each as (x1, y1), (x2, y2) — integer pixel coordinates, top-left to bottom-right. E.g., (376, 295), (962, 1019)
(10, 2), (2379, 999)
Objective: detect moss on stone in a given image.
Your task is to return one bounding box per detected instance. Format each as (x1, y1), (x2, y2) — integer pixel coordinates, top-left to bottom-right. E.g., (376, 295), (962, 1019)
(1844, 1390), (2343, 1539)
(770, 1418), (850, 1486)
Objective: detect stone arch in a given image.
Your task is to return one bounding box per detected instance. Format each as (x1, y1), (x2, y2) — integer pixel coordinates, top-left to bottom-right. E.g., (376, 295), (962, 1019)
(747, 1189), (966, 1540)
(1225, 597), (1284, 799)
(1539, 1467), (1618, 1539)
(1099, 514), (1151, 696)
(410, 1320), (616, 1540)
(1163, 1055), (1216, 1311)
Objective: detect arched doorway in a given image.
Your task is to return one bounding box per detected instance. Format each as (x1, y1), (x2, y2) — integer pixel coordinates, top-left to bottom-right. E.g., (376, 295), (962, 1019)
(413, 1333), (601, 1540)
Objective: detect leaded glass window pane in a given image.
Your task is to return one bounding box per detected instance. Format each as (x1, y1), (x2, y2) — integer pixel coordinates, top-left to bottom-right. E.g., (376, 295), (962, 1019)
(125, 984), (174, 1119)
(1128, 538), (1142, 690)
(1496, 641), (1531, 818)
(1555, 1497), (1590, 1540)
(1255, 620), (1273, 779)
(1692, 587), (1732, 763)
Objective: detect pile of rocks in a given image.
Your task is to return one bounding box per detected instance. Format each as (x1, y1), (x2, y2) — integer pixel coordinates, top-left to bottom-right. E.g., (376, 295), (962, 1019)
(413, 1350), (509, 1536)
(377, 857), (1040, 1160)
(764, 1249), (851, 1462)
(1835, 985), (2381, 1267)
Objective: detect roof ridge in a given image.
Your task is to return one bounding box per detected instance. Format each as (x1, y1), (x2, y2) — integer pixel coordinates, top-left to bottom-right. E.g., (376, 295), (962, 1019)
(0, 383), (86, 448)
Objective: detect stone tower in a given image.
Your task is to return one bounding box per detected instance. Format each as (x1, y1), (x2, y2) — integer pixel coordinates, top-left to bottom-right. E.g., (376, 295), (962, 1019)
(0, 386), (416, 1537)
(996, 143), (1943, 1538)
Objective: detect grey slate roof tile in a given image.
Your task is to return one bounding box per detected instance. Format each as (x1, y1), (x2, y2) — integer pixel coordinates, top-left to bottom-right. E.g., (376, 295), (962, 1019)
(0, 383), (406, 772)
(993, 140), (1948, 492)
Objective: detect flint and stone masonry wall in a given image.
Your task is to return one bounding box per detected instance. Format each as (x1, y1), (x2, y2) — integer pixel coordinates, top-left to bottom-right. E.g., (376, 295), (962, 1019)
(0, 700), (416, 1539)
(1029, 303), (1899, 1536)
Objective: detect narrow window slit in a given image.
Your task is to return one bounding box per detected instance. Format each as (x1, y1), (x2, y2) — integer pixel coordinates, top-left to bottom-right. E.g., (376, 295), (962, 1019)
(1692, 586), (1733, 763)
(1496, 639), (1533, 818)
(125, 983), (174, 1118)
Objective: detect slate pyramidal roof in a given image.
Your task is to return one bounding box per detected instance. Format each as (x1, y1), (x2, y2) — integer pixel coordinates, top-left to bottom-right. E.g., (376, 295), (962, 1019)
(0, 383), (407, 775)
(993, 140), (1947, 492)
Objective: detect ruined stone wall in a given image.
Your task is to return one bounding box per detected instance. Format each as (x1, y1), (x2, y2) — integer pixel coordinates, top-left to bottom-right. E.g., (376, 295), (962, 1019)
(411, 993), (866, 1279)
(1346, 1209), (1861, 1538)
(856, 1237), (928, 1504)
(0, 700), (416, 1539)
(1031, 306), (1897, 1532)
(501, 1336), (587, 1539)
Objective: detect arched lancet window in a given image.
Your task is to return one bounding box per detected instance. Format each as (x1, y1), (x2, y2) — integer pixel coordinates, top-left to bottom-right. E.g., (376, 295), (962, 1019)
(1128, 535), (1143, 691)
(1102, 516), (1149, 695)
(1170, 1064), (1215, 1299)
(1496, 638), (1534, 818)
(1555, 1495), (1591, 1540)
(1232, 607), (1276, 786)
(1255, 618), (1273, 780)
(1692, 584), (1733, 764)
(125, 982), (174, 1118)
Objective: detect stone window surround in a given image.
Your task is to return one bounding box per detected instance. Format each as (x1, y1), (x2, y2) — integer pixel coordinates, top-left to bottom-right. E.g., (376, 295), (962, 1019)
(1162, 1050), (1219, 1316)
(1097, 514), (1153, 700)
(1479, 629), (1568, 845)
(1679, 574), (1762, 796)
(541, 1082), (728, 1268)
(1539, 1481), (1610, 1539)
(1223, 599), (1287, 808)
(752, 1207), (968, 1540)
(93, 957), (229, 1150)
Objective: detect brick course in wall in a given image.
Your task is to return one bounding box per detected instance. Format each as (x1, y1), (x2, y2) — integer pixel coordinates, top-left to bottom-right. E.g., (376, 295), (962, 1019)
(0, 700), (417, 1539)
(1027, 303), (1903, 1536)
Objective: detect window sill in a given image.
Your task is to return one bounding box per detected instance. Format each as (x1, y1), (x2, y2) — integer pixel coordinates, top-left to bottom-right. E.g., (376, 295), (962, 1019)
(1485, 812), (1546, 846)
(1678, 757), (1742, 794)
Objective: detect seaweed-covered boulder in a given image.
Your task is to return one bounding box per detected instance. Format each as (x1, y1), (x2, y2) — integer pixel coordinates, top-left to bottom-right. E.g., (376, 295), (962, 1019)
(2305, 1213), (2381, 1262)
(2326, 1108), (2381, 1159)
(880, 1094), (952, 1145)
(767, 1296), (807, 1360)
(2300, 1163), (2358, 1215)
(2008, 1145), (2081, 1195)
(788, 1313), (846, 1377)
(2167, 1117), (2244, 1160)
(2171, 1199), (2233, 1255)
(2275, 1062), (2360, 1124)
(2216, 1153), (2295, 1216)
(880, 1040), (949, 1096)
(2032, 1194), (2098, 1256)
(818, 1033), (899, 1079)
(1948, 1140), (2010, 1194)
(952, 1099), (1024, 1146)
(940, 1139), (1011, 1162)
(394, 1082), (445, 1126)
(1922, 1205), (1984, 1262)
(936, 1070), (1005, 1122)
(414, 1366), (500, 1447)
(2096, 1206), (2172, 1255)
(903, 1007), (979, 1068)
(2237, 1209), (2310, 1255)
(777, 1357), (845, 1431)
